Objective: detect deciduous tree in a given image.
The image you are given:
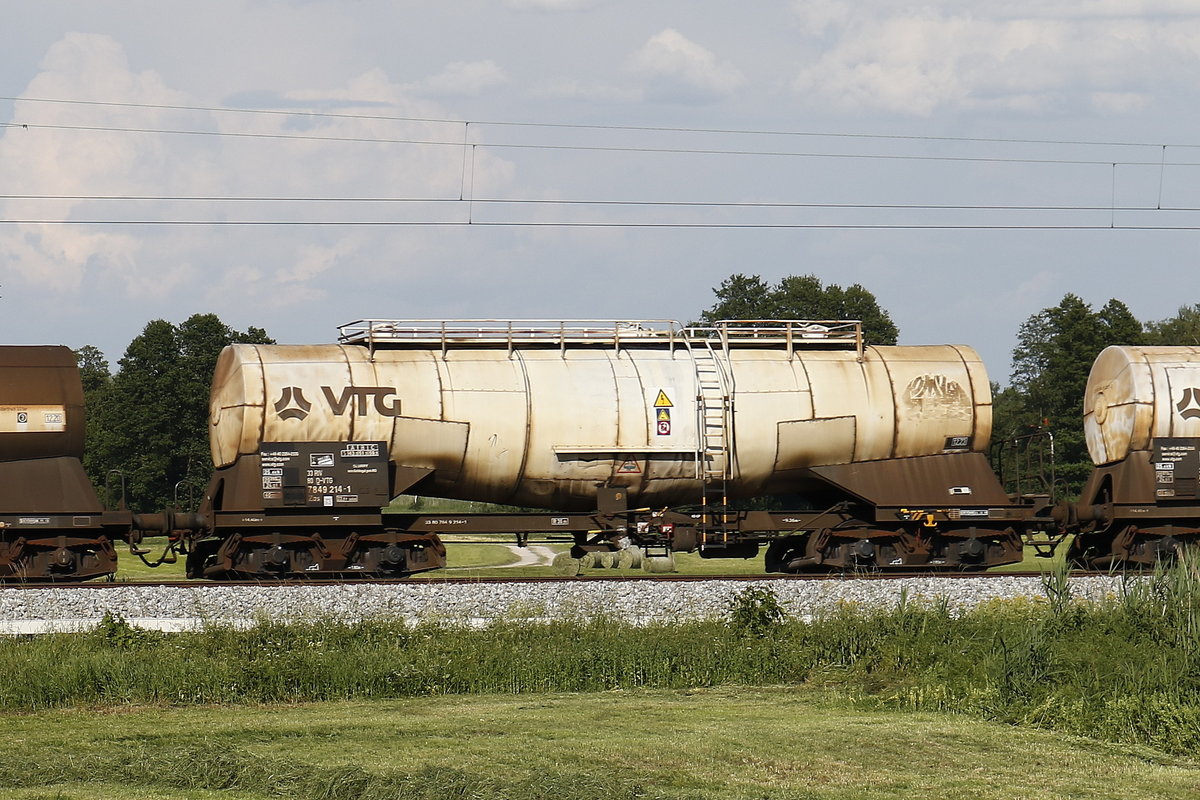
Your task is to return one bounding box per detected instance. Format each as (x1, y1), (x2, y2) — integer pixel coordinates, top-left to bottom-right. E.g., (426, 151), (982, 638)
(698, 273), (899, 345)
(1144, 304), (1200, 345)
(74, 345), (113, 491)
(86, 315), (273, 512)
(1005, 294), (1143, 494)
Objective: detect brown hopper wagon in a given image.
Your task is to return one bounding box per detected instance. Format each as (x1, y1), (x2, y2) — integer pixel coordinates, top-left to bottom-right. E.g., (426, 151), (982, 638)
(0, 346), (130, 579)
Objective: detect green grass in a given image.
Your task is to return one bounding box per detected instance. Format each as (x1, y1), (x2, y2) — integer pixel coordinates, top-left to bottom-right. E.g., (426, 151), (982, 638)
(989, 535), (1072, 573)
(111, 538), (769, 581)
(3, 688), (1199, 799)
(6, 567), (1200, 796)
(7, 565), (1200, 753)
(113, 539), (546, 581)
(113, 536), (187, 581)
(111, 539), (1061, 582)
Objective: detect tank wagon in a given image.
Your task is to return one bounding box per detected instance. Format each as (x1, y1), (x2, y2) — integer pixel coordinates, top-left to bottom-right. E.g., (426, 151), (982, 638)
(185, 319), (1051, 578)
(1068, 345), (1200, 567)
(0, 346), (137, 580)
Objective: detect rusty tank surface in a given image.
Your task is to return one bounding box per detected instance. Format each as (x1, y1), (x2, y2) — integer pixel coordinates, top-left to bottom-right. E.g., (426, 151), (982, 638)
(0, 346), (132, 580)
(1069, 345), (1200, 566)
(188, 320), (1048, 578)
(209, 321), (992, 508)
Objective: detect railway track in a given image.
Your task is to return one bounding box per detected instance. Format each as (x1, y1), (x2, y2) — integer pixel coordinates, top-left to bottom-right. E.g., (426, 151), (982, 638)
(0, 570), (1129, 635)
(0, 570), (1101, 589)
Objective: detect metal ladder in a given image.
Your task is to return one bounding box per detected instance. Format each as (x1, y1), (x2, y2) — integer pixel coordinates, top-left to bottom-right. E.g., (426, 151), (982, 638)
(692, 337), (733, 543)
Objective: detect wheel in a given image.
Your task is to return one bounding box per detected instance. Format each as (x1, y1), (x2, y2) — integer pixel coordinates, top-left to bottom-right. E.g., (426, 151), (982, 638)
(185, 539), (221, 579)
(764, 536), (808, 573)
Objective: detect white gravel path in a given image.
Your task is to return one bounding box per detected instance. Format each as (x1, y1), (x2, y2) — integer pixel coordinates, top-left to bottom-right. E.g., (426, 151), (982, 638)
(0, 574), (1128, 634)
(445, 545), (557, 570)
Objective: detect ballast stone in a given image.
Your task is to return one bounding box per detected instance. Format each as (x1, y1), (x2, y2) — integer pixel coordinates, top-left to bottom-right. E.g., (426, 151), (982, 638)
(0, 576), (1125, 633)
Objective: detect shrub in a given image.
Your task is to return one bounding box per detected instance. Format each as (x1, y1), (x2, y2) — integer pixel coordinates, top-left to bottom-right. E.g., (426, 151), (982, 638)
(725, 586), (786, 637)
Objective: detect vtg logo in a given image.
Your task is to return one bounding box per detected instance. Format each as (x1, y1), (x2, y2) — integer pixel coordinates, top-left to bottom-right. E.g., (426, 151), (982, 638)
(274, 387), (312, 420)
(272, 386), (402, 421)
(1177, 387), (1200, 421)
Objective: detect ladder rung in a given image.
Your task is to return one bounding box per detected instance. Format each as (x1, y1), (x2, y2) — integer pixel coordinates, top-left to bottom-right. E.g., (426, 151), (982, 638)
(695, 346), (730, 502)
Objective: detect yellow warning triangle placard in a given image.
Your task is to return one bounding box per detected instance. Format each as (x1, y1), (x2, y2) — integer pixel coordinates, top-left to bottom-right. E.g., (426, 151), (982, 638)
(653, 390), (673, 408)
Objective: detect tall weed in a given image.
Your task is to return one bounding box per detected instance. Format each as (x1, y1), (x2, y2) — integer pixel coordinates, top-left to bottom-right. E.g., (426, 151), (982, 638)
(3, 568), (1200, 755)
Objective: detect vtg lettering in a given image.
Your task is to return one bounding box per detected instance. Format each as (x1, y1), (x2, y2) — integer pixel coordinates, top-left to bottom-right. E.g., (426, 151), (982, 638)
(321, 386), (402, 416)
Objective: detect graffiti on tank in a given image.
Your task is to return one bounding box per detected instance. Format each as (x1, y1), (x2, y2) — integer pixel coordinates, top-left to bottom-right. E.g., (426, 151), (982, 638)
(905, 374), (970, 420)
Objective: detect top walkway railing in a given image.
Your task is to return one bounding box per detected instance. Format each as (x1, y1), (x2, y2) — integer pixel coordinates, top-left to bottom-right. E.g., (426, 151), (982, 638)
(338, 319), (863, 357)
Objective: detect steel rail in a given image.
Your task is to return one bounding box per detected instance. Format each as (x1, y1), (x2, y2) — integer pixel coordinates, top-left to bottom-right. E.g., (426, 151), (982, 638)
(0, 570), (1111, 590)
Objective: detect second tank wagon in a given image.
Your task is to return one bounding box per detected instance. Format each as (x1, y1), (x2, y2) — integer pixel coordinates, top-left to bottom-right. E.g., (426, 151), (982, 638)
(1069, 345), (1200, 566)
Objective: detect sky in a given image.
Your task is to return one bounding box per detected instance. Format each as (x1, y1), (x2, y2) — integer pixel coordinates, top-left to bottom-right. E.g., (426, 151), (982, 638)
(4, 1), (1200, 384)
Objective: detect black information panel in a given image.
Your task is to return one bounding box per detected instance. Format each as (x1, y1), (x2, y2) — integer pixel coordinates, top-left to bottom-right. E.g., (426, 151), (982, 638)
(259, 441), (390, 508)
(1152, 438), (1200, 499)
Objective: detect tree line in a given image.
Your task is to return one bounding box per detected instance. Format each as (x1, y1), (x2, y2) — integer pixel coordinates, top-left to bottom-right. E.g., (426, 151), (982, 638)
(996, 294), (1200, 494)
(698, 273), (1200, 496)
(73, 280), (1197, 512)
(76, 314), (272, 513)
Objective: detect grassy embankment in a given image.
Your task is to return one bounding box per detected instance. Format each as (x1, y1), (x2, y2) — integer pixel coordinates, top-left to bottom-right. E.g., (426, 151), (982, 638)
(3, 564), (1200, 797)
(3, 688), (1198, 800)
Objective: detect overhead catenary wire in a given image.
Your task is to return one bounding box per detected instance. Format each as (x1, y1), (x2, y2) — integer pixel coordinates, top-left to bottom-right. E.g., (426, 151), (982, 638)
(7, 194), (1200, 212)
(3, 119), (1198, 168)
(5, 94), (1200, 151)
(6, 220), (1200, 230)
(4, 95), (1200, 230)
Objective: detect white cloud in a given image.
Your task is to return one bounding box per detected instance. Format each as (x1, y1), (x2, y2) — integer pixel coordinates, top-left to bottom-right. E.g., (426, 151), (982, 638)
(792, 0), (854, 35)
(0, 33), (191, 290)
(416, 60), (509, 96)
(0, 35), (519, 308)
(506, 0), (599, 9)
(1006, 270), (1061, 312)
(973, 1), (1200, 18)
(276, 242), (343, 285)
(794, 0), (1200, 24)
(1090, 91), (1152, 113)
(530, 78), (640, 102)
(789, 2), (1200, 115)
(628, 29), (744, 103)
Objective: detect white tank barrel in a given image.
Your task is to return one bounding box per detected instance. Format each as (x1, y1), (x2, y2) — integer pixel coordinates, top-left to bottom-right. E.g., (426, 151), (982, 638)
(1084, 345), (1200, 465)
(209, 320), (993, 510)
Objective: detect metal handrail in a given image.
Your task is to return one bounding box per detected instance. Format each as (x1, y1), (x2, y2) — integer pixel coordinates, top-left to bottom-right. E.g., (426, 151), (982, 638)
(339, 319), (682, 347)
(690, 320), (864, 358)
(339, 318), (863, 354)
